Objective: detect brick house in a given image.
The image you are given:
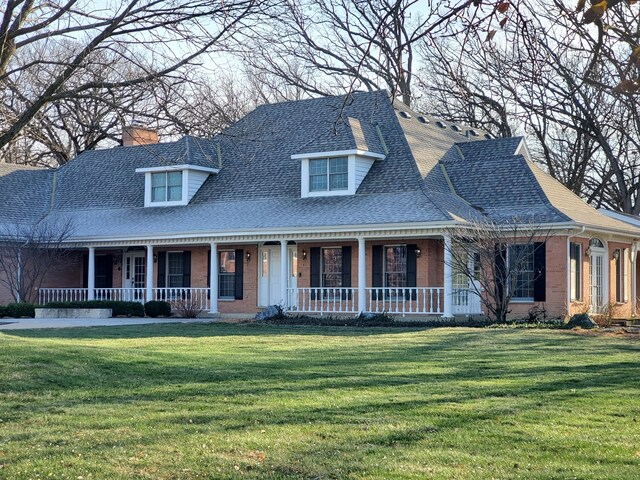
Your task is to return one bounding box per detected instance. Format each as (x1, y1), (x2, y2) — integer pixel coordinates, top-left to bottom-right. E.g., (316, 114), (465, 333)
(1, 90), (639, 319)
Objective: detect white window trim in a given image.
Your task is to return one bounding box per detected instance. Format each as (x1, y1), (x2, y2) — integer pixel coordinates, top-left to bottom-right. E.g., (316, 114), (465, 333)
(137, 165), (220, 208)
(383, 244), (407, 289)
(166, 250), (185, 289)
(298, 150), (385, 198)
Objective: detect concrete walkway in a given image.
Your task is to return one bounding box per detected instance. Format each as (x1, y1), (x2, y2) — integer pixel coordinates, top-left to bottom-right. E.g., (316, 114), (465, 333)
(0, 317), (211, 330)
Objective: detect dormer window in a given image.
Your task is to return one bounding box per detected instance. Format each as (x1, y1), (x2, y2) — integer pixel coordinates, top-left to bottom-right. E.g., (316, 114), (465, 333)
(309, 157), (348, 192)
(293, 149), (385, 198)
(136, 164), (220, 207)
(151, 171), (183, 202)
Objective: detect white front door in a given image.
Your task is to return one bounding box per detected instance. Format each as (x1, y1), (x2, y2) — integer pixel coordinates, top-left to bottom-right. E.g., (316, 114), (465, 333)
(259, 246), (281, 306)
(123, 253), (146, 301)
(590, 249), (606, 312)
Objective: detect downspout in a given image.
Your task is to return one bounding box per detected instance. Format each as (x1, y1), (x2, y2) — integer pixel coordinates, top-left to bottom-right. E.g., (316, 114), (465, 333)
(566, 226), (586, 319)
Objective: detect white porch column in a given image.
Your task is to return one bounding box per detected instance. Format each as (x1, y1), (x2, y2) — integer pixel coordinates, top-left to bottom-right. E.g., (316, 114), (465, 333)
(443, 234), (453, 318)
(358, 237), (366, 313)
(146, 244), (153, 303)
(87, 247), (95, 300)
(281, 240), (288, 310)
(210, 242), (218, 314)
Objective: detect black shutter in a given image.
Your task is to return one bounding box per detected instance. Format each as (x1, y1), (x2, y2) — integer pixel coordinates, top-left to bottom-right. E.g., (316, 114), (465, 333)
(157, 252), (166, 288)
(182, 251), (191, 290)
(494, 244), (507, 304)
(406, 244), (417, 300)
(235, 249), (244, 300)
(533, 242), (546, 302)
(372, 245), (383, 300)
(207, 249), (211, 299)
(342, 246), (352, 299)
(82, 254), (88, 288)
(570, 243), (581, 301)
(310, 247), (321, 300)
(104, 254), (113, 289)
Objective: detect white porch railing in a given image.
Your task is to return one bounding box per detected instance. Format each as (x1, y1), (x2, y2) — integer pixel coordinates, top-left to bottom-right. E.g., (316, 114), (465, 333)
(287, 287), (359, 314)
(366, 287), (444, 316)
(451, 288), (483, 315)
(94, 288), (146, 302)
(39, 288), (88, 304)
(151, 287), (210, 310)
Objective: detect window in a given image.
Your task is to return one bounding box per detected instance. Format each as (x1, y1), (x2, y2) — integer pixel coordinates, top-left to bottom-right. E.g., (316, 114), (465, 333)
(385, 245), (407, 288)
(219, 251), (236, 299)
(614, 248), (628, 303)
(309, 157), (348, 192)
(167, 252), (184, 287)
(509, 244), (535, 300)
(151, 171), (182, 202)
(322, 248), (342, 287)
(570, 243), (581, 301)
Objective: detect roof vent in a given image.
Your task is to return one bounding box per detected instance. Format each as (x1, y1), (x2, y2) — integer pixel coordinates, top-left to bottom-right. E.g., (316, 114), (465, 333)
(484, 133), (494, 140)
(466, 129), (479, 137)
(450, 124), (462, 132)
(435, 121), (447, 129)
(399, 111), (412, 119)
(417, 116), (429, 124)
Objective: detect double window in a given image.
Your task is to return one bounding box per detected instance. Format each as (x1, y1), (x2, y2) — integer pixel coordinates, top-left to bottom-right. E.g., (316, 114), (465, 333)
(151, 171), (182, 202)
(167, 252), (185, 287)
(615, 248), (629, 303)
(309, 157), (348, 192)
(322, 248), (343, 288)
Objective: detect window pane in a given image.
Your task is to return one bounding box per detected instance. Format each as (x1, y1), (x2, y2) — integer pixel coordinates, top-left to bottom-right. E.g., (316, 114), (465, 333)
(219, 251), (236, 273)
(168, 185), (182, 201)
(322, 248), (342, 287)
(151, 173), (166, 187)
(309, 174), (327, 191)
(309, 159), (327, 175)
(152, 186), (166, 202)
(168, 171), (182, 187)
(329, 157), (348, 174)
(329, 173), (348, 190)
(385, 246), (407, 288)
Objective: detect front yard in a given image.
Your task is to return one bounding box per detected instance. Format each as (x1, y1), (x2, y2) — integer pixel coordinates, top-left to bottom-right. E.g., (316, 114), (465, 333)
(0, 324), (638, 479)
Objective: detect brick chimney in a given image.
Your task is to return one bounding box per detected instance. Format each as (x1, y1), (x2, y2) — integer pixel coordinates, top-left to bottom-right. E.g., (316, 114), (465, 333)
(122, 125), (159, 147)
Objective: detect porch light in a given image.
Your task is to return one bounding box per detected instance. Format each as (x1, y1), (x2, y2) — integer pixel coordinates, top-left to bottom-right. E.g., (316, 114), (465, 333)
(245, 251), (251, 262)
(415, 247), (421, 258)
(585, 247), (591, 257)
(612, 250), (620, 260)
(153, 254), (158, 263)
(302, 250), (307, 260)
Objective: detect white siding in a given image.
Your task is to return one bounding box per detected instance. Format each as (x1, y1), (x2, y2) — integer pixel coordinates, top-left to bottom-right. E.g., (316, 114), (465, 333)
(187, 170), (210, 201)
(355, 157), (375, 191)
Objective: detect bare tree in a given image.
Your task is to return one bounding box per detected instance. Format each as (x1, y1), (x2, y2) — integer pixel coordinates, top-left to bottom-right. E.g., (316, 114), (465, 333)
(0, 218), (75, 303)
(239, 0), (512, 107)
(0, 0), (266, 154)
(446, 218), (552, 323)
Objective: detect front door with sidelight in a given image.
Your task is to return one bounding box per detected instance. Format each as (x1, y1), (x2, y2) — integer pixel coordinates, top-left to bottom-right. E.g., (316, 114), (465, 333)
(123, 252), (146, 301)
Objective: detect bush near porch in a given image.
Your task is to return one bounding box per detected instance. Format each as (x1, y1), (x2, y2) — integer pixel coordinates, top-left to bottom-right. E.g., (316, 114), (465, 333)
(0, 324), (638, 479)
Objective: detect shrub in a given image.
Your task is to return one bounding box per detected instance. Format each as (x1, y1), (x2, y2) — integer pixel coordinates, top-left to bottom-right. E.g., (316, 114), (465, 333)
(0, 305), (5, 318)
(172, 299), (204, 318)
(144, 301), (172, 318)
(4, 302), (36, 318)
(42, 300), (144, 317)
(564, 313), (598, 330)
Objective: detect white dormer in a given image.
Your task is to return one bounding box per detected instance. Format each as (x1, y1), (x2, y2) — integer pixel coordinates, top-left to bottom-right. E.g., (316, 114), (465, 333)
(135, 164), (220, 207)
(292, 149), (385, 198)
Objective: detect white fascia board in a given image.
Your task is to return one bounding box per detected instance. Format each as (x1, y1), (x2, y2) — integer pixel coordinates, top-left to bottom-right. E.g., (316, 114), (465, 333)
(64, 221), (606, 246)
(291, 149), (385, 160)
(515, 139), (533, 162)
(135, 164), (220, 174)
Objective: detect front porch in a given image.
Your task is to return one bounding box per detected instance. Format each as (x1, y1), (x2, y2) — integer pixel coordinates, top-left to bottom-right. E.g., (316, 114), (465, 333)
(37, 234), (485, 318)
(38, 285), (483, 317)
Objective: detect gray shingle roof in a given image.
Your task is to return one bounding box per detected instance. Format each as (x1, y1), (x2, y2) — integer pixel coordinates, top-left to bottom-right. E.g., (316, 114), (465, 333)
(0, 164), (53, 224)
(1, 90), (638, 239)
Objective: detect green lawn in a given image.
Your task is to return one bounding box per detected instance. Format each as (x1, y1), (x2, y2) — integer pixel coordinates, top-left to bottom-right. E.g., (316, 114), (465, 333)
(0, 324), (638, 479)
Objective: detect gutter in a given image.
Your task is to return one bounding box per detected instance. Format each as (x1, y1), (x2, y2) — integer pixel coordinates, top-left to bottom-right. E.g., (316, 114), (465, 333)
(566, 226), (585, 319)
